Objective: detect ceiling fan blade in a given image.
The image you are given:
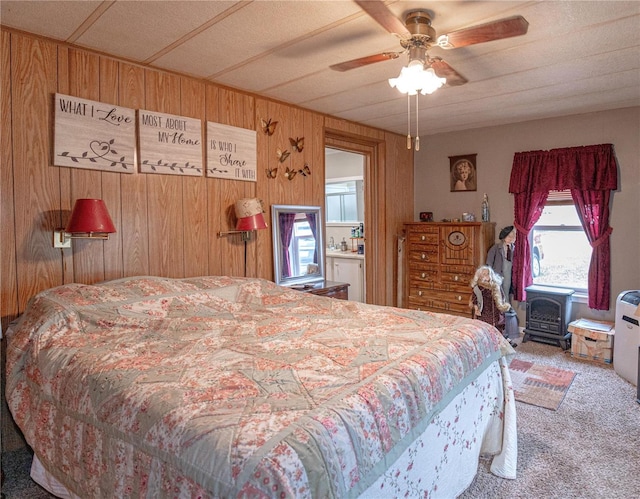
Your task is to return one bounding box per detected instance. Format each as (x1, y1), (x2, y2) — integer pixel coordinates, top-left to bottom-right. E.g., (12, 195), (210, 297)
(437, 15), (529, 49)
(355, 0), (409, 35)
(330, 52), (402, 72)
(430, 58), (468, 86)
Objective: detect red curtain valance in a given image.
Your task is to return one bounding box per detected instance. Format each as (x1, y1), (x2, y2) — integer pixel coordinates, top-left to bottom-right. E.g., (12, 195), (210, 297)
(509, 144), (618, 194)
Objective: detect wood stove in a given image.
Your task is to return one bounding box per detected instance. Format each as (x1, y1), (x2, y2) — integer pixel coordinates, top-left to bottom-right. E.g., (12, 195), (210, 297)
(523, 284), (574, 350)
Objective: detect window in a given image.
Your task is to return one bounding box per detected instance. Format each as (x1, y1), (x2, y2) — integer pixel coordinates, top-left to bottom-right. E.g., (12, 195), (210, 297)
(325, 180), (363, 222)
(291, 220), (315, 275)
(531, 193), (590, 291)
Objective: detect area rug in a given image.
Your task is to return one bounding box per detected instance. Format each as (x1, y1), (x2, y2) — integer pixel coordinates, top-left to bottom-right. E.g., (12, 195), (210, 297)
(509, 358), (576, 410)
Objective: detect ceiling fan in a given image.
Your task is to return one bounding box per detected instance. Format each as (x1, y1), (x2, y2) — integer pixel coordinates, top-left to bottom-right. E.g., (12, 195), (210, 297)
(330, 0), (529, 86)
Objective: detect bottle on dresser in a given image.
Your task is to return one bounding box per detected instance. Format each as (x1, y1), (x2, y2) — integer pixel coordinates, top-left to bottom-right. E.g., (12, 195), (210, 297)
(481, 194), (490, 222)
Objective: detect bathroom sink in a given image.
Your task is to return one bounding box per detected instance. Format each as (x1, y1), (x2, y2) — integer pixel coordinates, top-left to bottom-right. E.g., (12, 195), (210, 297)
(326, 249), (363, 259)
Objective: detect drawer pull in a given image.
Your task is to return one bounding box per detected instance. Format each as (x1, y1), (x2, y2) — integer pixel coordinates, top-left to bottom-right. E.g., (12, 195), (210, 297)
(420, 235), (426, 241)
(453, 275), (459, 282)
(421, 253), (428, 260)
(418, 290), (423, 296)
(456, 295), (462, 301)
(421, 272), (426, 278)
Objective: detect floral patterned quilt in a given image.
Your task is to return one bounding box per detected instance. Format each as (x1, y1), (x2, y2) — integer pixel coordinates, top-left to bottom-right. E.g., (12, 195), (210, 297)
(6, 276), (515, 498)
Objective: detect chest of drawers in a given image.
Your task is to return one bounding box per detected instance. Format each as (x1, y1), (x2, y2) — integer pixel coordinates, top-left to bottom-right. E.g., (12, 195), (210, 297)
(404, 222), (495, 316)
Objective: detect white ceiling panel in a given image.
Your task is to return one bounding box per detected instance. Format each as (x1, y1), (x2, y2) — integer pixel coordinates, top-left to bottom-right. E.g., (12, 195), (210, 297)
(0, 1), (103, 40)
(1, 0), (638, 136)
(75, 1), (237, 62)
(154, 0), (363, 79)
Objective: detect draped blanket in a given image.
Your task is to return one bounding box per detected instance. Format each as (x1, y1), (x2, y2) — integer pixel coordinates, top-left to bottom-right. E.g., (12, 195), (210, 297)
(6, 276), (514, 497)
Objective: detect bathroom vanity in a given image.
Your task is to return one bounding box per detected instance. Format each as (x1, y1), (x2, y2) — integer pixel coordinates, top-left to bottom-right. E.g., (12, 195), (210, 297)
(326, 250), (365, 303)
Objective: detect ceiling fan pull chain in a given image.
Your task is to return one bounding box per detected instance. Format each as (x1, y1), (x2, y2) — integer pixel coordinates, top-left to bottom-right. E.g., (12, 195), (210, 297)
(406, 93), (412, 149)
(415, 93), (420, 151)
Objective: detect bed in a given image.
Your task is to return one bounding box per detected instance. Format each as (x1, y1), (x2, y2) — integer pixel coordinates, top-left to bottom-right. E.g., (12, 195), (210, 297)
(6, 275), (517, 498)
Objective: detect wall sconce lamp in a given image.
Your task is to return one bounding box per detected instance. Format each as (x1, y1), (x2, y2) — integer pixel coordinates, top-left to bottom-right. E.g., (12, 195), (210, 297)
(218, 198), (268, 242)
(53, 198), (116, 248)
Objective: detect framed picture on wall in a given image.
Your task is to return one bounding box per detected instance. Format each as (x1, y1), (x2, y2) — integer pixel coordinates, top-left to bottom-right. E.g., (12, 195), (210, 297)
(449, 154), (477, 192)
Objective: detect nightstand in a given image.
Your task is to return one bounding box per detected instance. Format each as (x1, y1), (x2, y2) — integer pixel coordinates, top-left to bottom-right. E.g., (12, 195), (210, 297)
(292, 281), (350, 300)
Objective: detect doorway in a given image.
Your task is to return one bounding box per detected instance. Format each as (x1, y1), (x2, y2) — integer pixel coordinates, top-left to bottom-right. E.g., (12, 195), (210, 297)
(325, 132), (384, 305)
(325, 148), (365, 302)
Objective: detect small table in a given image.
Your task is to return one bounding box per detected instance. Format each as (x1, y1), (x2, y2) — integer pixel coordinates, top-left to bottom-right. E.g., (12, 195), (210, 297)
(291, 281), (349, 300)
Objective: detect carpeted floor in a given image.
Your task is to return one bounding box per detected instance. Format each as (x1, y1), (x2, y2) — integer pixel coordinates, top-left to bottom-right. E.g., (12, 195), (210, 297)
(2, 338), (639, 498)
(460, 337), (640, 499)
(1, 448), (54, 498)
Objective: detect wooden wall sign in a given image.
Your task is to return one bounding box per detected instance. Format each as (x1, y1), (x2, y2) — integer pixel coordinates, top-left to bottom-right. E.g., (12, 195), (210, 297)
(138, 111), (202, 176)
(206, 122), (257, 181)
(54, 93), (136, 172)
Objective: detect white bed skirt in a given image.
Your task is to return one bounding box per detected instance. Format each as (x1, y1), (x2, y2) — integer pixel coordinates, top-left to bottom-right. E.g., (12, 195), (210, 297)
(31, 457), (80, 499)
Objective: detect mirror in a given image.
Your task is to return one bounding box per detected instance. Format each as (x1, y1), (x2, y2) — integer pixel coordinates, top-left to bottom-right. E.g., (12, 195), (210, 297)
(272, 205), (324, 286)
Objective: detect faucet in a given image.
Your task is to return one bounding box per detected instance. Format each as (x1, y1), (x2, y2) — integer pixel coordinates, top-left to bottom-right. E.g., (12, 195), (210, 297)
(329, 237), (335, 250)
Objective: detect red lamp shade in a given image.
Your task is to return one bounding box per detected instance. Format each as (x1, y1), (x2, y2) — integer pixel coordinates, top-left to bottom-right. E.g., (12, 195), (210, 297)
(65, 199), (116, 234)
(234, 198), (267, 231)
(236, 213), (268, 231)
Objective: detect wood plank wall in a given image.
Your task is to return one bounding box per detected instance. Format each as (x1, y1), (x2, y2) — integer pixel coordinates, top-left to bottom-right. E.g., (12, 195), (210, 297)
(0, 28), (414, 329)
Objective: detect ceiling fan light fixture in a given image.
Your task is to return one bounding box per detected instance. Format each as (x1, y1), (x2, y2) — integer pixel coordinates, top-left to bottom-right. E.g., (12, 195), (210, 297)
(388, 63), (446, 95)
(388, 59), (446, 152)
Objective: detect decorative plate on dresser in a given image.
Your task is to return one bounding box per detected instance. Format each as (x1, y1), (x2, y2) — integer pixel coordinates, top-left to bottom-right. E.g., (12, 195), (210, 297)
(404, 222), (495, 316)
(446, 230), (467, 248)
